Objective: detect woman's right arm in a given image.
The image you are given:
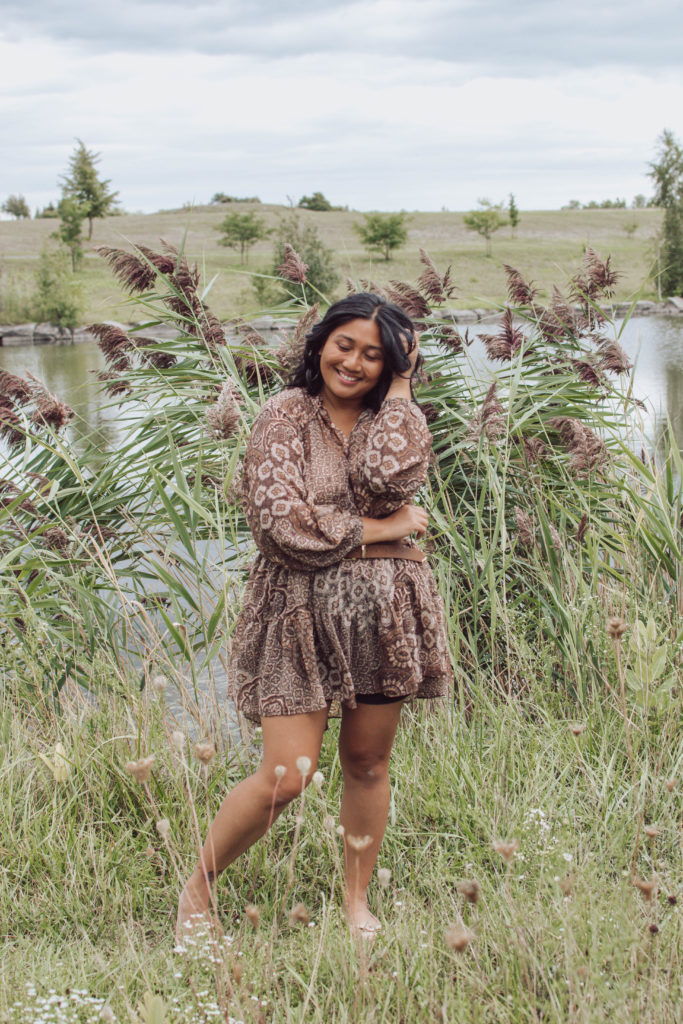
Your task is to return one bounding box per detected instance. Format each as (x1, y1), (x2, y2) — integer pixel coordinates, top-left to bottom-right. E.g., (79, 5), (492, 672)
(361, 504), (428, 544)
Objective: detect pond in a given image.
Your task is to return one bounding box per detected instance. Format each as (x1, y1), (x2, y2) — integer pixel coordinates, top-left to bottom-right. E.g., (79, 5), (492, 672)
(1, 315), (682, 452)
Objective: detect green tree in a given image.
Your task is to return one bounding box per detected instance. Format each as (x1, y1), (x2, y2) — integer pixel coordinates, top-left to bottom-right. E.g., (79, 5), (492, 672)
(267, 213), (339, 303)
(33, 248), (83, 328)
(464, 199), (507, 257)
(35, 202), (59, 219)
(648, 129), (683, 295)
(216, 211), (271, 263)
(632, 194), (647, 209)
(53, 197), (86, 271)
(353, 212), (409, 261)
(60, 139), (119, 240)
(2, 194), (30, 219)
(298, 191), (333, 212)
(508, 193), (520, 236)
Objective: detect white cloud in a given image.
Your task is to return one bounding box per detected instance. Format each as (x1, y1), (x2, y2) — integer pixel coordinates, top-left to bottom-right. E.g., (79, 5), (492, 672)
(1, 3), (681, 213)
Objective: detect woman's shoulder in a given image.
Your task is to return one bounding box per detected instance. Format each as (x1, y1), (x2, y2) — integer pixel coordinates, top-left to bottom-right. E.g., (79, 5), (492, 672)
(254, 387), (317, 426)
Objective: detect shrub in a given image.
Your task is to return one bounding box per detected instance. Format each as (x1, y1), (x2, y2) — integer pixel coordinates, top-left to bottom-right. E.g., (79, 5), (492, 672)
(33, 248), (83, 328)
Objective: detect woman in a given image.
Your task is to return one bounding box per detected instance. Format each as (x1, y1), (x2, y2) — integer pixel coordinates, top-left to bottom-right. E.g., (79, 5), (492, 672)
(176, 293), (451, 939)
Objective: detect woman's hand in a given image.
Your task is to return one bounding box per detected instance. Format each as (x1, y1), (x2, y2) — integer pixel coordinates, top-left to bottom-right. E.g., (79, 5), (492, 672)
(385, 332), (420, 400)
(361, 503), (428, 544)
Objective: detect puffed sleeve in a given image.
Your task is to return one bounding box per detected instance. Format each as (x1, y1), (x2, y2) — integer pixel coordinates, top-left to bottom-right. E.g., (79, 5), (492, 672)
(352, 398), (432, 507)
(242, 404), (363, 571)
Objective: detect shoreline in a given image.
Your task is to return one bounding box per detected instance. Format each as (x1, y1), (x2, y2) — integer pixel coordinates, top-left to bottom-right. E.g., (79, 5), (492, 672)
(1, 298), (682, 348)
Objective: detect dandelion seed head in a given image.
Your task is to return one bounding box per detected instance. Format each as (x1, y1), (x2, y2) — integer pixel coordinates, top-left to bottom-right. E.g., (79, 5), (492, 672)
(644, 825), (660, 838)
(125, 755), (155, 783)
(323, 814), (335, 831)
(289, 902), (310, 925)
(493, 838), (519, 864)
(606, 616), (627, 640)
(274, 764), (287, 780)
(194, 741), (216, 765)
(245, 904), (260, 928)
(296, 755), (312, 776)
(457, 879), (480, 904)
(377, 867), (392, 887)
(171, 730), (186, 753)
(444, 922), (473, 952)
(336, 824), (345, 837)
(312, 770), (325, 789)
(156, 818), (171, 839)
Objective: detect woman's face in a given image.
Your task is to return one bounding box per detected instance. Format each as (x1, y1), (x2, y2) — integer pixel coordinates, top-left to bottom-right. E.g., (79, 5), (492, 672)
(318, 318), (385, 406)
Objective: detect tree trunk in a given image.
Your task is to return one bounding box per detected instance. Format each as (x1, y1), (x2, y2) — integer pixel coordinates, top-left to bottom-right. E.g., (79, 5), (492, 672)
(87, 217), (93, 241)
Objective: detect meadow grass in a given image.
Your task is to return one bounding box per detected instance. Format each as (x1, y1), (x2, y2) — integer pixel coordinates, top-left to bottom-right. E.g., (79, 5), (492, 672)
(1, 651), (681, 1024)
(0, 205), (664, 324)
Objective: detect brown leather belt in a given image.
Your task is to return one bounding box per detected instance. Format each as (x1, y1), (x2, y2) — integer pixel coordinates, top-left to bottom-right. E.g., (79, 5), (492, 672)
(345, 541), (426, 563)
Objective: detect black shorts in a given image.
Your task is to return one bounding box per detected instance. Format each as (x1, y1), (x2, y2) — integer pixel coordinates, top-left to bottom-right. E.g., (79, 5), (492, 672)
(355, 693), (406, 705)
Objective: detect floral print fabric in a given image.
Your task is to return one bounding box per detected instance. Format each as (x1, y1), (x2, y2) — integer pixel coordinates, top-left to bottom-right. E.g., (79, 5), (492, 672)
(228, 387), (451, 720)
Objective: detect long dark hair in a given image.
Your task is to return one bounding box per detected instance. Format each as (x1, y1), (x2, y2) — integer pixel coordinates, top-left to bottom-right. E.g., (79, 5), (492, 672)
(286, 293), (423, 413)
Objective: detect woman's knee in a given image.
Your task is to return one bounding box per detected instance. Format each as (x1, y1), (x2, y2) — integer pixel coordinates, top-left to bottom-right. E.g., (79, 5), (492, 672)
(340, 749), (390, 785)
(259, 757), (318, 807)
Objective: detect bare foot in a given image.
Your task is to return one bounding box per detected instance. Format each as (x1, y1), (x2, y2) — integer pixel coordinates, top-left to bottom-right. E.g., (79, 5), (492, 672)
(175, 883), (213, 948)
(346, 900), (382, 939)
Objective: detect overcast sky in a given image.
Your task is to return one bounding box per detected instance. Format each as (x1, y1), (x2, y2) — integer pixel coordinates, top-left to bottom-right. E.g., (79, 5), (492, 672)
(2, 0), (682, 214)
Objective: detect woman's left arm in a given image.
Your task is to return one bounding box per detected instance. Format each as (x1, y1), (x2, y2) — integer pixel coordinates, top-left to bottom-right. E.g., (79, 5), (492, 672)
(352, 334), (433, 503)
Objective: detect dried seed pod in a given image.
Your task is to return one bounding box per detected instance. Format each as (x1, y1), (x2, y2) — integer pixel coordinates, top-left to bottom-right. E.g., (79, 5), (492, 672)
(444, 922), (473, 952)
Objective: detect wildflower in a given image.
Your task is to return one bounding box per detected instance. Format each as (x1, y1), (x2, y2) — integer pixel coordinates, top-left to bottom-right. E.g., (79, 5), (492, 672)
(377, 867), (392, 888)
(289, 903), (310, 925)
(206, 382), (241, 440)
(312, 770), (325, 789)
(606, 616), (627, 640)
(568, 723), (586, 736)
(274, 765), (287, 780)
(323, 814), (335, 831)
(296, 755), (312, 776)
(492, 838), (519, 864)
(100, 1006), (115, 1023)
(444, 922), (473, 952)
(649, 923), (659, 935)
(457, 879), (480, 904)
(347, 834), (373, 852)
(245, 904), (260, 928)
(336, 824), (345, 837)
(194, 741), (216, 765)
(633, 876), (659, 902)
(644, 825), (660, 839)
(665, 778), (676, 792)
(559, 875), (574, 896)
(126, 755), (155, 783)
(277, 243), (308, 283)
(150, 674), (167, 694)
(667, 894), (677, 905)
(156, 818), (171, 839)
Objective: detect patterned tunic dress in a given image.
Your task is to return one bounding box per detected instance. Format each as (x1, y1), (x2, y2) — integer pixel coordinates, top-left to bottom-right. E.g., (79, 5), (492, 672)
(228, 387), (451, 721)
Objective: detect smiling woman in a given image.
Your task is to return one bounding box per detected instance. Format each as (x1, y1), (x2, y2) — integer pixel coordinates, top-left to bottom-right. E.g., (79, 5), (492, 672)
(176, 292), (451, 940)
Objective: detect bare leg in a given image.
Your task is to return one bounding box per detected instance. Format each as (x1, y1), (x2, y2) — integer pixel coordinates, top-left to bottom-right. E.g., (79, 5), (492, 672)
(176, 708), (328, 941)
(338, 700), (404, 933)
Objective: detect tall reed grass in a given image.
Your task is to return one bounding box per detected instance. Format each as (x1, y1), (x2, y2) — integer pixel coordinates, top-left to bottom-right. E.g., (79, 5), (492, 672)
(0, 237), (681, 1021)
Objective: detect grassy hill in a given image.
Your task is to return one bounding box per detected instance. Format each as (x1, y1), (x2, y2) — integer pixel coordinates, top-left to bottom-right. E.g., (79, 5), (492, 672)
(0, 204), (664, 324)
